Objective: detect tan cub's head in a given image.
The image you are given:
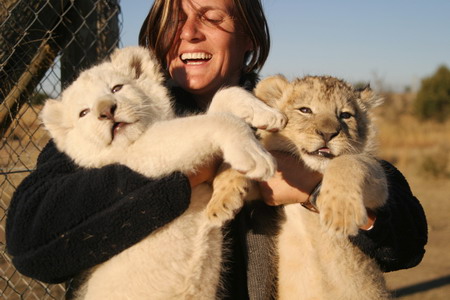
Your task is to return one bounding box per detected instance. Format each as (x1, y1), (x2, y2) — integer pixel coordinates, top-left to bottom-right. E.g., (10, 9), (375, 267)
(255, 75), (382, 172)
(40, 46), (174, 167)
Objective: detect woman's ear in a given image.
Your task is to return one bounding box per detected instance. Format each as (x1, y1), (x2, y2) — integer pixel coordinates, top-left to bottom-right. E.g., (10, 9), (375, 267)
(254, 74), (290, 108)
(245, 37), (254, 53)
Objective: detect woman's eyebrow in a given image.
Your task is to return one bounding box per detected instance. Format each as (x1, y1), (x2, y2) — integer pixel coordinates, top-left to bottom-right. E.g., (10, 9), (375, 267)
(195, 6), (230, 15)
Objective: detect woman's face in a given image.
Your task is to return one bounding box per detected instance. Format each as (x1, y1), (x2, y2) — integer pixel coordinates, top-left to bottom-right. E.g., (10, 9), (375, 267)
(166, 0), (252, 100)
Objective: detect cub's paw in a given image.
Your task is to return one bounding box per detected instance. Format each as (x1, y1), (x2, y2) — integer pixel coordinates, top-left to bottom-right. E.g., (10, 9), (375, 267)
(244, 101), (287, 132)
(317, 185), (368, 237)
(207, 165), (254, 225)
(207, 187), (246, 226)
(223, 138), (276, 181)
(209, 87), (287, 131)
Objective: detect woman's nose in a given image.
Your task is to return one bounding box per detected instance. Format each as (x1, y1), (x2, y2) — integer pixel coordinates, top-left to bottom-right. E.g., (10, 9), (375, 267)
(179, 17), (204, 42)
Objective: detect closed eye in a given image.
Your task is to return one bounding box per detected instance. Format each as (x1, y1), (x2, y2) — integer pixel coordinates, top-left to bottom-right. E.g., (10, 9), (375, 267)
(79, 108), (90, 118)
(111, 84), (123, 93)
(200, 9), (228, 26)
(201, 15), (224, 25)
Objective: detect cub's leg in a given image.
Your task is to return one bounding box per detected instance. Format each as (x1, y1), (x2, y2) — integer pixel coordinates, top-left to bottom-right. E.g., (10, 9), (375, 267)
(126, 113), (276, 181)
(205, 87), (287, 224)
(207, 164), (260, 224)
(317, 154), (388, 236)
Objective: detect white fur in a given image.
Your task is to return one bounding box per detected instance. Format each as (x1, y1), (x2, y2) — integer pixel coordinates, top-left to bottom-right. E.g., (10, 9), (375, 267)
(40, 46), (285, 299)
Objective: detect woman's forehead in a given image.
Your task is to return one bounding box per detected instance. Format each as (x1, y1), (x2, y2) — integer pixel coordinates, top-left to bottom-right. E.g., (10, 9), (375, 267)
(179, 0), (235, 13)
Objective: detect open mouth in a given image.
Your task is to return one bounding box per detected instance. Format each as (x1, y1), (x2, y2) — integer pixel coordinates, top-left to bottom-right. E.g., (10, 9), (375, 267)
(308, 147), (335, 158)
(180, 52), (212, 65)
(112, 122), (129, 139)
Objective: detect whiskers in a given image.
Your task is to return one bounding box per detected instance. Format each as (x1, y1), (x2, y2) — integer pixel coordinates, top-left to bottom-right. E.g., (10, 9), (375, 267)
(334, 137), (365, 155)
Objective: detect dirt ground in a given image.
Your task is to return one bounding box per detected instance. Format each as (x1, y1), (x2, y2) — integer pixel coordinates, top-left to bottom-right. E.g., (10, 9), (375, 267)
(384, 171), (450, 299)
(374, 97), (450, 299)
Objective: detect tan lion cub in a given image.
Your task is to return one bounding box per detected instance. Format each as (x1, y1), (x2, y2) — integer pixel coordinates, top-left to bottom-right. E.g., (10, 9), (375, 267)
(40, 46), (286, 300)
(211, 75), (391, 299)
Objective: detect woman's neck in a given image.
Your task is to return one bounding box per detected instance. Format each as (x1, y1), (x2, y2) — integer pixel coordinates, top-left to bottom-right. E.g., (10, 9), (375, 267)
(192, 92), (215, 111)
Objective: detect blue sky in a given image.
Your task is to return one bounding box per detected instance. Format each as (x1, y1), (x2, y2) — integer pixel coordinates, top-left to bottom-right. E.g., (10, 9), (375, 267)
(120, 0), (450, 92)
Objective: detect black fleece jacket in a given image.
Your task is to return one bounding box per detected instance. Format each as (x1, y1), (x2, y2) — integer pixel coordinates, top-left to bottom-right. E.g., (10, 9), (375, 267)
(6, 85), (428, 298)
(6, 140), (191, 284)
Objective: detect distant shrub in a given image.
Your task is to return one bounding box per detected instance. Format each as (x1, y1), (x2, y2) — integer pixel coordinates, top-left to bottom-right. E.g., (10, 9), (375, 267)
(414, 65), (450, 122)
(353, 81), (370, 90)
(420, 152), (450, 178)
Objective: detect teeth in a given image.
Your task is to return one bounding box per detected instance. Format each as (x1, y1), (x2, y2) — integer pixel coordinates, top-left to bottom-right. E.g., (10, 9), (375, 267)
(317, 147), (334, 158)
(306, 147), (334, 158)
(181, 52), (212, 60)
(318, 147), (331, 154)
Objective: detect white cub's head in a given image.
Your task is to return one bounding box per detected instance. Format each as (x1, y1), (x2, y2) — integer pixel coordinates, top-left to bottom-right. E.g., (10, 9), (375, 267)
(255, 75), (383, 172)
(41, 46), (174, 166)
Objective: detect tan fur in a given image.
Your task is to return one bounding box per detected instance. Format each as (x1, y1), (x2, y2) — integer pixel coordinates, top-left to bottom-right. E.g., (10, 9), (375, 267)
(40, 46), (287, 299)
(212, 75), (390, 299)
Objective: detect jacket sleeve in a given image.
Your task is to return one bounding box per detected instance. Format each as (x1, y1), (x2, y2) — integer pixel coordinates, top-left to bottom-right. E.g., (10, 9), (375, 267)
(350, 160), (428, 272)
(6, 140), (191, 284)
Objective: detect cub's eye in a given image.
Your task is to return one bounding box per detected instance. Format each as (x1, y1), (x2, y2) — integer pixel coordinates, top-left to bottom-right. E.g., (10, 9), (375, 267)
(340, 112), (353, 119)
(298, 107), (312, 114)
(111, 84), (123, 93)
(79, 108), (90, 118)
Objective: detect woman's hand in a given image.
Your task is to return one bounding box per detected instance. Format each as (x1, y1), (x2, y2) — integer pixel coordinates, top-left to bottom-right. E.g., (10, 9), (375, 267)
(185, 157), (222, 188)
(259, 151), (377, 230)
(258, 151), (322, 206)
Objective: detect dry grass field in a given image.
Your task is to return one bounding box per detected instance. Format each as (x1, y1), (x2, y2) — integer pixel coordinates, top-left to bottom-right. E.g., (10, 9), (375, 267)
(0, 93), (449, 299)
(375, 93), (450, 299)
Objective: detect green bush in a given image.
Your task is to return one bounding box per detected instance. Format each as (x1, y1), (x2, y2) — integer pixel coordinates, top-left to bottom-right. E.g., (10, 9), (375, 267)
(414, 65), (450, 122)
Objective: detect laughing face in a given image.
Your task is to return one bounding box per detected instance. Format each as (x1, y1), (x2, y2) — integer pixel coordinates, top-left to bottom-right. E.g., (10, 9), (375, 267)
(166, 0), (253, 106)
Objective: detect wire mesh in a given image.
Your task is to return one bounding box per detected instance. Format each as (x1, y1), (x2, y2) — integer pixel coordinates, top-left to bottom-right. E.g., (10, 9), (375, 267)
(0, 0), (121, 298)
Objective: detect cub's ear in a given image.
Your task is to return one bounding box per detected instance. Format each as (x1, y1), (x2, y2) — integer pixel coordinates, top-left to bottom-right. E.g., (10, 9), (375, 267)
(357, 84), (384, 110)
(110, 46), (164, 83)
(254, 75), (290, 108)
(40, 99), (72, 142)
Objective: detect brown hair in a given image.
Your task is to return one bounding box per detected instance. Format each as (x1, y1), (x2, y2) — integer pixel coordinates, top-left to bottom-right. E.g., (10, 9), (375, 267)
(138, 0), (270, 76)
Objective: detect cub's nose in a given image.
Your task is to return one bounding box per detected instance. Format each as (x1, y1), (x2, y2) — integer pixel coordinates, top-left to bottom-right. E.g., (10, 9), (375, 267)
(97, 99), (117, 120)
(316, 129), (340, 142)
(314, 114), (341, 142)
(99, 104), (117, 120)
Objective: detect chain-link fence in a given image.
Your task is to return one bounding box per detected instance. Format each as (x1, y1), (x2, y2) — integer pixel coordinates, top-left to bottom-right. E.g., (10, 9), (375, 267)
(1, 0), (121, 298)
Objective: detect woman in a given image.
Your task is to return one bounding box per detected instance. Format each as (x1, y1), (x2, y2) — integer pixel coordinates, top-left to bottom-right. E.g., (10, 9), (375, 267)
(6, 0), (427, 298)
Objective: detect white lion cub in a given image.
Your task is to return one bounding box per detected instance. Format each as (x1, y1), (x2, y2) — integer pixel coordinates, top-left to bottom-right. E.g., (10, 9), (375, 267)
(40, 46), (286, 300)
